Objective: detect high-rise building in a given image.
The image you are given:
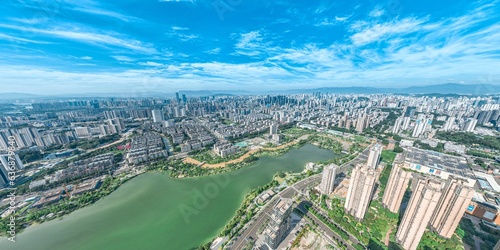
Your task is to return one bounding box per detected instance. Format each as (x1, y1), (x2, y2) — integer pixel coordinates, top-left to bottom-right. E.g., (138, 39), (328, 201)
(319, 164), (338, 195)
(0, 153), (25, 187)
(382, 158), (412, 213)
(366, 144), (382, 169)
(346, 119), (352, 130)
(356, 114), (368, 133)
(402, 116), (411, 130)
(429, 177), (475, 238)
(108, 118), (125, 132)
(152, 109), (164, 123)
(404, 106), (416, 118)
(175, 92), (180, 102)
(264, 198), (293, 249)
(412, 118), (427, 138)
(269, 124), (278, 135)
(442, 117), (455, 131)
(462, 118), (477, 132)
(393, 117), (404, 134)
(345, 164), (378, 221)
(74, 127), (91, 138)
(396, 177), (443, 250)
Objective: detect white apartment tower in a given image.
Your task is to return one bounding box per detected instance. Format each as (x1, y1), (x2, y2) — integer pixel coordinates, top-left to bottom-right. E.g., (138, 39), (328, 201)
(319, 164), (338, 195)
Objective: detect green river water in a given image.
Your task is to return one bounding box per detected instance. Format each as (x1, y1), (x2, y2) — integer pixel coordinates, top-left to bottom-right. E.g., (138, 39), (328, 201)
(0, 144), (336, 250)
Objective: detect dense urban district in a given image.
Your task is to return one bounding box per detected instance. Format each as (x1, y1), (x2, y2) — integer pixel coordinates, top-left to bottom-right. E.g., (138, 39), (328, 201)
(0, 93), (500, 250)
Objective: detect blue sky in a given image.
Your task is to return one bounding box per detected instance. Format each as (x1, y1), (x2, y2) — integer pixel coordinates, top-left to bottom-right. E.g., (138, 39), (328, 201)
(1, 0), (499, 94)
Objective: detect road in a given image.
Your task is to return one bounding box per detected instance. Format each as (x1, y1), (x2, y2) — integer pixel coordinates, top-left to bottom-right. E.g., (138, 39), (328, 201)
(227, 146), (370, 250)
(296, 201), (357, 250)
(228, 175), (322, 250)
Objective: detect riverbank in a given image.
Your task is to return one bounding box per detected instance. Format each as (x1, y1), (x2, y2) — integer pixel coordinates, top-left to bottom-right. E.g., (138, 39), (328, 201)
(0, 145), (338, 250)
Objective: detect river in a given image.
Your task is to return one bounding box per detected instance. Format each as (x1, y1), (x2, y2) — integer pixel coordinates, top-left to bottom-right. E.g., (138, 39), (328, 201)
(0, 144), (337, 250)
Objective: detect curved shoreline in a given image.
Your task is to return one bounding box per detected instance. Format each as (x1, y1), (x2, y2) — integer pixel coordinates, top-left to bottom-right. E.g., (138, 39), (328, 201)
(183, 135), (309, 168)
(182, 133), (359, 169)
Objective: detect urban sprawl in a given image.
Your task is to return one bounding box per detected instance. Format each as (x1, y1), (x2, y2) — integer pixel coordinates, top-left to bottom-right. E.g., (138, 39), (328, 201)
(1, 93), (500, 250)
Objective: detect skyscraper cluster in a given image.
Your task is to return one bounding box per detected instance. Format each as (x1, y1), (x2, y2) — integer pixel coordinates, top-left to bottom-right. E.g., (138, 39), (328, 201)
(383, 163), (475, 250)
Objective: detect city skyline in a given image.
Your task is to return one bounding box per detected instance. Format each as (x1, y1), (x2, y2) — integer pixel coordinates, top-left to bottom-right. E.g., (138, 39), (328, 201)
(1, 0), (499, 94)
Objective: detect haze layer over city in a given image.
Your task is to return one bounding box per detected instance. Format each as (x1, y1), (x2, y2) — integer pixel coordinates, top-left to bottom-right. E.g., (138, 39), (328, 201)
(1, 0), (500, 250)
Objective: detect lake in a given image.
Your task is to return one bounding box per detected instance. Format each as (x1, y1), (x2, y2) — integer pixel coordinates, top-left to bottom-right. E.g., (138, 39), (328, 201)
(0, 144), (337, 250)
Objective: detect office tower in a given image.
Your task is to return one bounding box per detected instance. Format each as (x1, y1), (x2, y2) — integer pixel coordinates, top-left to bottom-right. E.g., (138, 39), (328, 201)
(174, 106), (181, 117)
(182, 94), (187, 103)
(382, 160), (412, 213)
(396, 177), (443, 250)
(429, 177), (475, 238)
(175, 92), (180, 102)
(269, 124), (278, 135)
(366, 144), (382, 169)
(152, 109), (164, 123)
(319, 164), (338, 195)
(393, 117), (403, 134)
(462, 118), (477, 132)
(345, 164), (378, 221)
(264, 198), (293, 249)
(404, 106), (416, 118)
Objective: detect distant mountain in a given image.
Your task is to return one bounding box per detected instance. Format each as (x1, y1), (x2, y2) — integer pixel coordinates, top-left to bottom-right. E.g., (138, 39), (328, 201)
(1, 84), (499, 100)
(279, 83), (500, 95)
(0, 92), (41, 99)
(178, 90), (251, 96)
(395, 83), (500, 94)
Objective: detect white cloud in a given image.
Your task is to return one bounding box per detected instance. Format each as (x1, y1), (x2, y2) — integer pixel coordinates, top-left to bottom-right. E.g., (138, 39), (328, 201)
(138, 61), (165, 67)
(350, 17), (429, 46)
(80, 56), (93, 60)
(236, 31), (263, 49)
(369, 7), (385, 17)
(177, 34), (198, 41)
(70, 6), (140, 22)
(233, 31), (273, 57)
(172, 26), (189, 31)
(0, 24), (157, 54)
(335, 16), (350, 22)
(0, 33), (51, 44)
(205, 48), (221, 54)
(112, 55), (134, 62)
